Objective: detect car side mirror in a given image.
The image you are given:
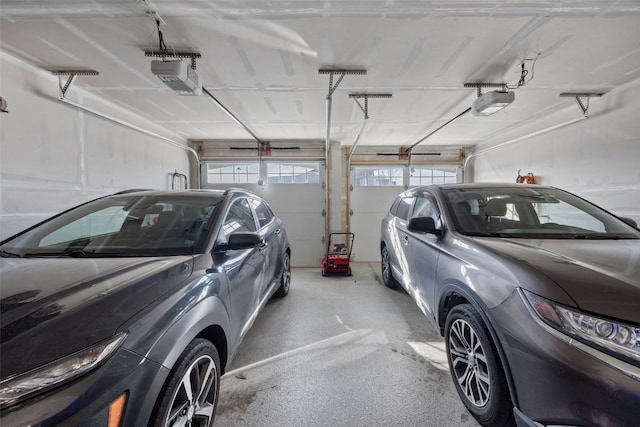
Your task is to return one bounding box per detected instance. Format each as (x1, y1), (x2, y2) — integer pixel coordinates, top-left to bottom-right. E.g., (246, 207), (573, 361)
(217, 232), (264, 251)
(620, 217), (638, 229)
(407, 217), (442, 237)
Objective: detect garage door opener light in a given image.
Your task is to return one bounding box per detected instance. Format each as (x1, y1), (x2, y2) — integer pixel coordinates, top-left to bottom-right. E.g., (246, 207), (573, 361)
(465, 83), (514, 116)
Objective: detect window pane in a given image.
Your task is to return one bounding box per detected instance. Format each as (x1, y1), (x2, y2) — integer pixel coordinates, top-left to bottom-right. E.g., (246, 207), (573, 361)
(409, 167), (458, 186)
(396, 197), (414, 220)
(207, 163), (260, 184)
(355, 167), (403, 186)
(223, 198), (257, 235)
(251, 199), (274, 228)
(266, 162), (319, 184)
(40, 206), (127, 246)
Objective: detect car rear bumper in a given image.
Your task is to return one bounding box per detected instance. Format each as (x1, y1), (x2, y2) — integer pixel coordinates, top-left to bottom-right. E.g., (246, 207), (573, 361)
(490, 292), (640, 427)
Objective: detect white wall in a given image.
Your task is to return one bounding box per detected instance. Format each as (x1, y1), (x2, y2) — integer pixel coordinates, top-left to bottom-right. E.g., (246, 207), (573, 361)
(467, 80), (640, 224)
(0, 52), (192, 239)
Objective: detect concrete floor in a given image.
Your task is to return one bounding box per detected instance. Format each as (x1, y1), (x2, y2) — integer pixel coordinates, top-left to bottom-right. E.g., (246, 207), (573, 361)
(214, 262), (480, 427)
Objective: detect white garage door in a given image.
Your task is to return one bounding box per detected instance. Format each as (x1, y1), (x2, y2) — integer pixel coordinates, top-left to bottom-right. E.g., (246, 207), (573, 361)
(350, 165), (459, 262)
(202, 161), (324, 267)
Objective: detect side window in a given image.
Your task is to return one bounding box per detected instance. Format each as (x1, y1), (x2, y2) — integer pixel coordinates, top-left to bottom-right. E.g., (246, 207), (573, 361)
(223, 198), (257, 236)
(395, 197), (415, 221)
(412, 195), (440, 226)
(250, 198), (274, 229)
(389, 198), (401, 216)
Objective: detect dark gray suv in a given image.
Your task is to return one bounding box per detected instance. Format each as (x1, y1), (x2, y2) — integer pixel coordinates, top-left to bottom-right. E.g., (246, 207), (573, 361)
(380, 183), (640, 427)
(0, 188), (291, 426)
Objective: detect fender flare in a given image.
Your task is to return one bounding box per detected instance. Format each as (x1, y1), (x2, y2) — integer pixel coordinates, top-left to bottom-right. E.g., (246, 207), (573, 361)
(145, 296), (232, 371)
(438, 283), (520, 409)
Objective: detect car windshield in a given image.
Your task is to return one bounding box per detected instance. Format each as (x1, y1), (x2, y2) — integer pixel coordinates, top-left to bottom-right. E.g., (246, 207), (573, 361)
(442, 186), (640, 239)
(0, 193), (223, 257)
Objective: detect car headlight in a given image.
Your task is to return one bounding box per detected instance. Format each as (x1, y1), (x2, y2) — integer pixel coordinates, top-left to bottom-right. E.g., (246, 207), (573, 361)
(522, 290), (640, 365)
(0, 332), (127, 409)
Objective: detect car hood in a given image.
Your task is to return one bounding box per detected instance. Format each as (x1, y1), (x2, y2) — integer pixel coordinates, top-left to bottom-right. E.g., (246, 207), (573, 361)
(474, 238), (640, 323)
(0, 256), (193, 379)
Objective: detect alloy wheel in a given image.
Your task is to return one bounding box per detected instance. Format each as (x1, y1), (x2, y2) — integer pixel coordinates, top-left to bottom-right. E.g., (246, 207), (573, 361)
(164, 354), (217, 427)
(282, 253), (291, 293)
(448, 318), (491, 408)
(381, 247), (390, 283)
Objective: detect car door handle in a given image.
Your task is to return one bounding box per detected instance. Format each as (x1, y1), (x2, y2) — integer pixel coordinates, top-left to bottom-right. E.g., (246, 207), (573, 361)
(403, 236), (409, 244)
(275, 229), (281, 235)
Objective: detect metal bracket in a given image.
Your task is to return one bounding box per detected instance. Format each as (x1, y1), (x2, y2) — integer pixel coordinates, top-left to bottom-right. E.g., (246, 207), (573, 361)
(559, 92), (605, 117)
(464, 82), (507, 97)
(50, 69), (99, 97)
(319, 69), (366, 99)
(349, 93), (392, 119)
(145, 51), (201, 69)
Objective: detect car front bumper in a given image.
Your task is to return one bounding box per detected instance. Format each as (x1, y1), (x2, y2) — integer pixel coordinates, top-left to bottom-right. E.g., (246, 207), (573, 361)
(489, 291), (640, 427)
(1, 347), (168, 427)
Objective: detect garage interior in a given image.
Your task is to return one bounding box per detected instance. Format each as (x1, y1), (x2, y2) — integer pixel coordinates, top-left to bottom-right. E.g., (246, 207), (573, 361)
(1, 1), (639, 425)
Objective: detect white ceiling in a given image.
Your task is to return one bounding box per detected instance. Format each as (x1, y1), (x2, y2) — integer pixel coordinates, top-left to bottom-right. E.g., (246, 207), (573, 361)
(1, 1), (640, 151)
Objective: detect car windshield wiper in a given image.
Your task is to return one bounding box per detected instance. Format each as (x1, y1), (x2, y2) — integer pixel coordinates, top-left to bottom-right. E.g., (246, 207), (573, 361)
(572, 234), (623, 240)
(24, 248), (93, 258)
(0, 249), (22, 258)
(464, 231), (512, 237)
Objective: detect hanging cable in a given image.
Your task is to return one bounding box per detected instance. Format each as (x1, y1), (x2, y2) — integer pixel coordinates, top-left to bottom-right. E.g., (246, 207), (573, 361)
(506, 53), (541, 90)
(506, 63), (528, 90)
(156, 19), (167, 53)
(525, 53), (541, 85)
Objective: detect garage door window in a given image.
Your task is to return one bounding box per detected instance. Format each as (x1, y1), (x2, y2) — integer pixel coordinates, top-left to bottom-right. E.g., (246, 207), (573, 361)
(267, 163), (319, 184)
(207, 164), (260, 184)
(410, 167), (457, 186)
(355, 167), (403, 186)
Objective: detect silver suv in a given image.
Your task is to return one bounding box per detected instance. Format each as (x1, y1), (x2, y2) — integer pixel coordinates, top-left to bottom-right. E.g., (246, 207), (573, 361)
(380, 183), (640, 427)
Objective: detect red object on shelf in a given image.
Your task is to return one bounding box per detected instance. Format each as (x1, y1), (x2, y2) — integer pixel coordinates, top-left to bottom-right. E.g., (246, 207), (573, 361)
(516, 170), (535, 184)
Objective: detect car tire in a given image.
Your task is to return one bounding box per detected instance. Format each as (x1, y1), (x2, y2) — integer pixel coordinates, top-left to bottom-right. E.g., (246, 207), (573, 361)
(381, 244), (399, 288)
(444, 304), (514, 427)
(150, 339), (221, 427)
(274, 251), (291, 297)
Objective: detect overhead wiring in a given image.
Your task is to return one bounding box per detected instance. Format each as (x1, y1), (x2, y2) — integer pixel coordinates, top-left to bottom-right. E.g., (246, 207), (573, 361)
(506, 52), (541, 90)
(155, 18), (167, 53)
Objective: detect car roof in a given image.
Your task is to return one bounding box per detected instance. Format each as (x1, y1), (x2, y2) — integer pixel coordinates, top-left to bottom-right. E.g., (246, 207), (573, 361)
(109, 188), (259, 199)
(404, 182), (557, 196)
